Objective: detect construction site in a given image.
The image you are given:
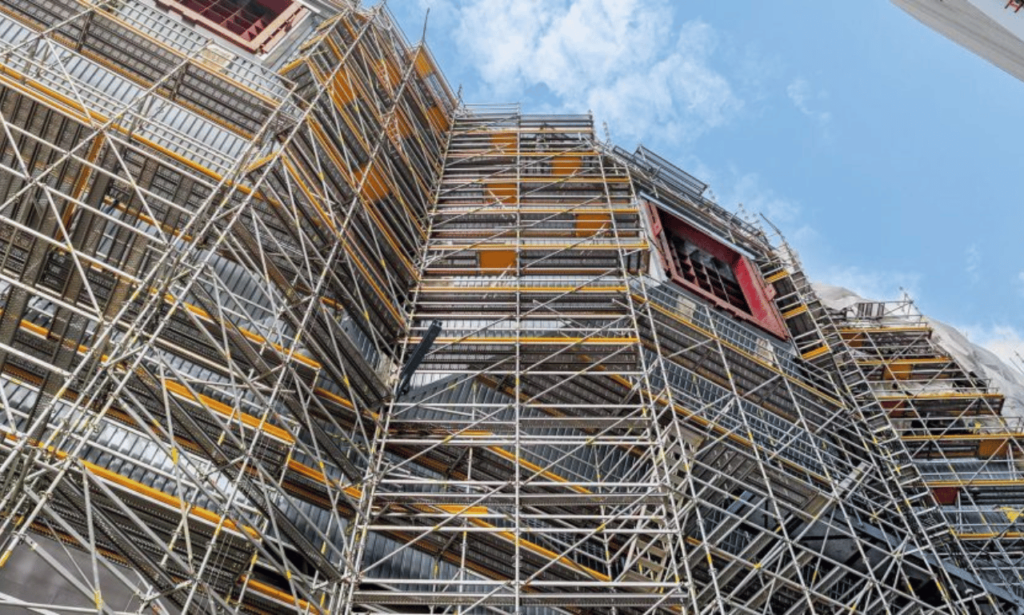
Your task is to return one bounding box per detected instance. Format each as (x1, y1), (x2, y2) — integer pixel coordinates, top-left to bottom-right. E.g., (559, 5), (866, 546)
(0, 0), (1021, 613)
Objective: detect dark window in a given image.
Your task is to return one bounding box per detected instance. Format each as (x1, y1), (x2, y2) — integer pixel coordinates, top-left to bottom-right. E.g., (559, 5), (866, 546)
(157, 0), (305, 53)
(666, 232), (751, 314)
(648, 201), (789, 339)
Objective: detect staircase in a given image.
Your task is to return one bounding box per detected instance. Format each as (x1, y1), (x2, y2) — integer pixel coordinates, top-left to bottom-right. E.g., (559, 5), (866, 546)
(757, 230), (954, 558)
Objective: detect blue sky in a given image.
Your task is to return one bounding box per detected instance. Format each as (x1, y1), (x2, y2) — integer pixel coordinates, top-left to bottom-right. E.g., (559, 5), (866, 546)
(390, 0), (1024, 366)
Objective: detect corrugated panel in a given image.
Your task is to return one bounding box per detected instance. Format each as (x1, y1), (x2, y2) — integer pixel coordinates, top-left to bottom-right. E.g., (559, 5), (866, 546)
(0, 15), (250, 175)
(650, 350), (841, 479)
(400, 374), (629, 484)
(112, 1), (291, 102)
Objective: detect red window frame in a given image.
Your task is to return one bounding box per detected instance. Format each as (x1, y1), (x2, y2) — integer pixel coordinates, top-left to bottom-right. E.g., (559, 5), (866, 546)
(156, 0), (306, 54)
(647, 201), (789, 340)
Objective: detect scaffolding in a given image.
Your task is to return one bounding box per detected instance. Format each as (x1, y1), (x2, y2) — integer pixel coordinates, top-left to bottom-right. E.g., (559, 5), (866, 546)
(0, 0), (456, 612)
(831, 297), (1024, 602)
(0, 1), (1022, 613)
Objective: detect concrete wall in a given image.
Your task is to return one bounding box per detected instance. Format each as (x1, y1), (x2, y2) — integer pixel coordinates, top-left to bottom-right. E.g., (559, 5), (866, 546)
(894, 0), (1024, 82)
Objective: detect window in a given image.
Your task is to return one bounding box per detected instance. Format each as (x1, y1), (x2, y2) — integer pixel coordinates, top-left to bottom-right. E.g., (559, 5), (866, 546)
(157, 0), (306, 54)
(648, 201), (789, 339)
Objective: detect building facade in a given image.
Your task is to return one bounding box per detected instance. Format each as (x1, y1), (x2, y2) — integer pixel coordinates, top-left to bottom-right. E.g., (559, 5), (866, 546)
(0, 0), (1021, 613)
(894, 0), (1024, 82)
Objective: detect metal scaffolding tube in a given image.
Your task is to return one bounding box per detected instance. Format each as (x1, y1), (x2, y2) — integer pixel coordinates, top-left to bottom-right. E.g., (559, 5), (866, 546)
(0, 2), (1022, 613)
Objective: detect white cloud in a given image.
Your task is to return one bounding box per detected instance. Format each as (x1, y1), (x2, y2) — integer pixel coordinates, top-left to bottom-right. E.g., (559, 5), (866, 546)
(730, 43), (782, 105)
(790, 223), (820, 248)
(724, 172), (799, 225)
(965, 244), (981, 283)
(786, 79), (812, 114)
(786, 77), (831, 126)
(817, 265), (921, 302)
(711, 171), (818, 252)
(447, 0), (741, 145)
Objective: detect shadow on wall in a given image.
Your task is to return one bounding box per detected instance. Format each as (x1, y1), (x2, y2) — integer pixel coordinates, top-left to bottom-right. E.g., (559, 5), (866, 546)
(0, 533), (182, 614)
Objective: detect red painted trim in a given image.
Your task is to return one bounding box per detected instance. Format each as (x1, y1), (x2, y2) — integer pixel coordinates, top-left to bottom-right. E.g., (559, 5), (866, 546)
(734, 257), (788, 339)
(647, 200), (788, 340)
(931, 487), (960, 505)
(156, 0), (305, 54)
